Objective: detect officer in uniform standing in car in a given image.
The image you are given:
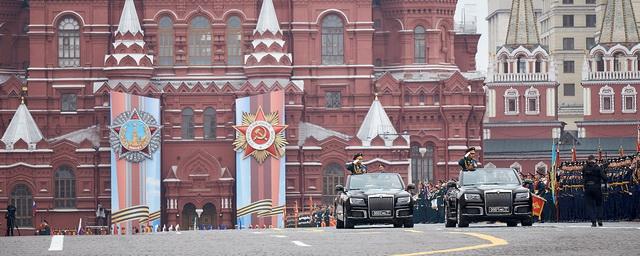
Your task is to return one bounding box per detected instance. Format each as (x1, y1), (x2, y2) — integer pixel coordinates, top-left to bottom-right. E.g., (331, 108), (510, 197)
(346, 153), (368, 175)
(458, 147), (478, 172)
(582, 155), (607, 227)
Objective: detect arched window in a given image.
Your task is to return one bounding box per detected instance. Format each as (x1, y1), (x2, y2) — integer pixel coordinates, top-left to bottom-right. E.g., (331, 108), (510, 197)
(510, 162), (522, 173)
(535, 56), (543, 73)
(504, 88), (519, 114)
(182, 108), (194, 139)
(203, 107), (216, 140)
(11, 184), (33, 227)
(58, 17), (80, 67)
(622, 85), (637, 113)
(321, 14), (344, 65)
(517, 56), (526, 73)
(54, 166), (76, 208)
(410, 144), (435, 184)
(501, 56), (509, 73)
(525, 87), (540, 114)
(433, 92), (440, 105)
(404, 91), (411, 105)
(158, 16), (174, 66)
(599, 85), (614, 113)
(595, 54), (605, 72)
(323, 163), (344, 204)
(414, 26), (426, 63)
(181, 203), (197, 230)
(424, 144), (435, 182)
(535, 162), (548, 175)
(226, 16), (243, 65)
(613, 52), (624, 71)
(189, 16), (212, 65)
(201, 203), (217, 229)
(418, 91), (426, 105)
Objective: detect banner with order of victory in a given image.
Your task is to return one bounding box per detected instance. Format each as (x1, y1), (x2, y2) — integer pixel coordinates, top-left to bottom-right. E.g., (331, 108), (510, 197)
(233, 91), (287, 228)
(109, 92), (162, 234)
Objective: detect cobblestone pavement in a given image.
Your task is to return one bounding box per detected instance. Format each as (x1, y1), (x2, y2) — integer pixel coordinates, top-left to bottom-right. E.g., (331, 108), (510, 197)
(2, 222), (639, 256)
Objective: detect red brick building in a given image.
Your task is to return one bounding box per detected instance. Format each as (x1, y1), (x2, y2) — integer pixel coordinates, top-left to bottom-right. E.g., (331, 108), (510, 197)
(0, 0), (483, 233)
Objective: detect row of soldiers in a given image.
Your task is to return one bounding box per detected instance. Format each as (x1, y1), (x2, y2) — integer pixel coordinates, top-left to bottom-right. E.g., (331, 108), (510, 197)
(533, 154), (640, 222)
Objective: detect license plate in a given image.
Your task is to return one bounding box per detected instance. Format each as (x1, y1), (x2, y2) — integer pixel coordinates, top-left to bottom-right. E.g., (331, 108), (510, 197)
(372, 210), (391, 216)
(488, 207), (510, 213)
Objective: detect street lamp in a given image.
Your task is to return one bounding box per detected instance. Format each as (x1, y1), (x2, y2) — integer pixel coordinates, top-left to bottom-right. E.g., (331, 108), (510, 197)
(195, 209), (203, 230)
(419, 147), (427, 183)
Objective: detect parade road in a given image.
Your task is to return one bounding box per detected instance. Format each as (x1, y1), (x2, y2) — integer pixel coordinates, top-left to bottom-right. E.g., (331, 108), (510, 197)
(2, 222), (640, 256)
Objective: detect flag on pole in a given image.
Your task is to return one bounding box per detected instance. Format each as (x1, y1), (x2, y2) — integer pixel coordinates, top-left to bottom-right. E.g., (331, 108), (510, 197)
(550, 141), (558, 205)
(532, 194), (547, 220)
(597, 143), (603, 160)
(636, 124), (640, 153)
(77, 218), (83, 235)
(571, 144), (577, 162)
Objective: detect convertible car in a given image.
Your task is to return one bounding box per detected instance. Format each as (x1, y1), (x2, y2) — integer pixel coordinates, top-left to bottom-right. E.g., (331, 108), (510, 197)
(334, 173), (415, 229)
(444, 168), (533, 227)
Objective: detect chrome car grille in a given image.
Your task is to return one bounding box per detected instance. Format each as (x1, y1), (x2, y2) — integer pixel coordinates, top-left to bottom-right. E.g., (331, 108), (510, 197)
(484, 191), (512, 215)
(368, 195), (394, 218)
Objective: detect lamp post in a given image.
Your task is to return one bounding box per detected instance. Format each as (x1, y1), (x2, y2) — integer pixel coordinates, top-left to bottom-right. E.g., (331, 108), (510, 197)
(195, 208), (203, 230)
(419, 147), (427, 183)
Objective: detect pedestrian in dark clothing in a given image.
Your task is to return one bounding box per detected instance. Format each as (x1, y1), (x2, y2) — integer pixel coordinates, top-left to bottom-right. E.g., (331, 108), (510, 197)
(582, 155), (607, 227)
(5, 204), (16, 236)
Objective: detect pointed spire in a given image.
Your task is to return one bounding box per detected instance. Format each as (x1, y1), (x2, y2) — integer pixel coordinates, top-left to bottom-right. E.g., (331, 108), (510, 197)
(116, 0), (143, 36)
(505, 0), (539, 46)
(356, 97), (399, 146)
(255, 0), (281, 35)
(1, 103), (44, 150)
(598, 0), (640, 44)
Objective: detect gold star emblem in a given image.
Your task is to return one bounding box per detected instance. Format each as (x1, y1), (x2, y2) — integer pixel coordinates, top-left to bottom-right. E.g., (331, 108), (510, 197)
(233, 106), (288, 163)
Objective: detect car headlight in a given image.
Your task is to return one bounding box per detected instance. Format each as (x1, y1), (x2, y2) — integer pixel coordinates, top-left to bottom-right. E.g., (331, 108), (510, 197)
(515, 192), (530, 201)
(464, 193), (482, 202)
(396, 197), (411, 205)
(350, 198), (366, 206)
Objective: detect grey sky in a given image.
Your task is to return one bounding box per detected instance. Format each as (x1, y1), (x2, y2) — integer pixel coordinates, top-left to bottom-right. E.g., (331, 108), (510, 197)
(455, 0), (488, 73)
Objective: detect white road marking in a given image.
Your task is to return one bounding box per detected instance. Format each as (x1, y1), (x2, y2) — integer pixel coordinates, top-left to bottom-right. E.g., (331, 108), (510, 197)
(272, 235), (288, 238)
(292, 241), (311, 247)
(251, 231), (263, 234)
(48, 235), (64, 251)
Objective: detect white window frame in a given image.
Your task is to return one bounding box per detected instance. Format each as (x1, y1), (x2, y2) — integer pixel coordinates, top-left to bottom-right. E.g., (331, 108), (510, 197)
(622, 85), (637, 113)
(504, 88), (519, 115)
(599, 85), (614, 114)
(484, 162), (496, 168)
(525, 87), (540, 115)
(534, 161), (548, 174)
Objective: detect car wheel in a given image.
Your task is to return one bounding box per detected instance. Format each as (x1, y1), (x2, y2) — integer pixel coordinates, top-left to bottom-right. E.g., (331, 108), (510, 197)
(507, 221), (518, 227)
(521, 217), (533, 226)
(336, 219), (344, 229)
(457, 204), (469, 228)
(404, 219), (414, 228)
(343, 203), (354, 229)
(393, 222), (403, 228)
(444, 204), (457, 228)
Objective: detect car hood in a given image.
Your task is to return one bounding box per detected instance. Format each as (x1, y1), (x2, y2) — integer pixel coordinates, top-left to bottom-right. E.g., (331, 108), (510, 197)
(461, 184), (528, 193)
(346, 189), (410, 197)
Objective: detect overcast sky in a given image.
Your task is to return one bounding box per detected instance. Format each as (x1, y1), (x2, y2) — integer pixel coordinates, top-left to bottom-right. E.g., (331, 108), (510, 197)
(455, 0), (488, 73)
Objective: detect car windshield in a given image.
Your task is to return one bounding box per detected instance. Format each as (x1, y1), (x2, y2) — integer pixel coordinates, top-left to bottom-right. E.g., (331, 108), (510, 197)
(348, 173), (404, 190)
(461, 168), (520, 186)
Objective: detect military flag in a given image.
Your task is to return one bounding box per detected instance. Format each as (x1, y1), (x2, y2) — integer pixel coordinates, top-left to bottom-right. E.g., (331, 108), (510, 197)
(619, 145), (625, 157)
(571, 144), (577, 162)
(531, 194), (547, 220)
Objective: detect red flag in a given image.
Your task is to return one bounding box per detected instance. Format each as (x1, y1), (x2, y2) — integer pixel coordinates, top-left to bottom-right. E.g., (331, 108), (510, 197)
(532, 194), (547, 220)
(571, 145), (577, 162)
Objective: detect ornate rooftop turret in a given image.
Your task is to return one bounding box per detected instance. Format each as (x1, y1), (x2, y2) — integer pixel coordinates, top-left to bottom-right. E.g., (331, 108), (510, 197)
(244, 0), (292, 84)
